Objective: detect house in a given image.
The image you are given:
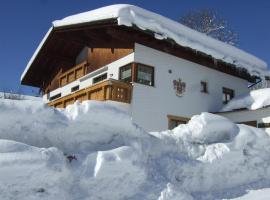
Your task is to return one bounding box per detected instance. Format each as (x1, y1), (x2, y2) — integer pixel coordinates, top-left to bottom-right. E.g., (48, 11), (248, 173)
(218, 88), (270, 135)
(20, 4), (269, 131)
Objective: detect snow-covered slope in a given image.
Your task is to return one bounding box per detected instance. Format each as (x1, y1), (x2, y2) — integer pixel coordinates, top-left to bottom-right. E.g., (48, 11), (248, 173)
(0, 92), (41, 101)
(1, 99), (270, 199)
(21, 4), (268, 81)
(221, 88), (270, 112)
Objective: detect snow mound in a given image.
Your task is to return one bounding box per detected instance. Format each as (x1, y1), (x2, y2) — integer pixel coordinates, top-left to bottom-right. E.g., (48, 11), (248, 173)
(1, 99), (270, 199)
(0, 99), (147, 153)
(0, 140), (68, 200)
(221, 88), (270, 111)
(80, 146), (146, 199)
(186, 112), (239, 144)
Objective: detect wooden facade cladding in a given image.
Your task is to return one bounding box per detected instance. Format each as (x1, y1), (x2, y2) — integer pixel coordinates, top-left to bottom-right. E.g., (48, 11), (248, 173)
(43, 47), (133, 93)
(87, 48), (133, 72)
(47, 79), (132, 108)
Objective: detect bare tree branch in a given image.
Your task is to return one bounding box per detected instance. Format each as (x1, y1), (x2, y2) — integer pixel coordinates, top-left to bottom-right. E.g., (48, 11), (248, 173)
(180, 9), (239, 46)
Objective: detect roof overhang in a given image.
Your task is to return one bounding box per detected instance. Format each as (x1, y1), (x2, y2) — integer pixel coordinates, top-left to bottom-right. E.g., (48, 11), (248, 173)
(21, 5), (268, 87)
(21, 19), (121, 87)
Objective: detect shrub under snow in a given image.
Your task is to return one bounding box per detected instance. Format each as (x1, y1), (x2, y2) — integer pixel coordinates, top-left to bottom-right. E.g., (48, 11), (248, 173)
(0, 99), (270, 199)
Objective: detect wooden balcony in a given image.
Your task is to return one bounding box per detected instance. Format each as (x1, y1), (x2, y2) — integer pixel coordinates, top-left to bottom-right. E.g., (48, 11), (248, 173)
(47, 79), (132, 108)
(59, 61), (88, 87)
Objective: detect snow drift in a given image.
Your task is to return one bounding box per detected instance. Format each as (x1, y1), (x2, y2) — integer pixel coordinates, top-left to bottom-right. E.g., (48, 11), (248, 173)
(0, 99), (270, 199)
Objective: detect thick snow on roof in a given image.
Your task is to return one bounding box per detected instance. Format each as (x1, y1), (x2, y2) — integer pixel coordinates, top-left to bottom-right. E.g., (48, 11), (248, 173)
(221, 88), (270, 112)
(21, 4), (269, 82)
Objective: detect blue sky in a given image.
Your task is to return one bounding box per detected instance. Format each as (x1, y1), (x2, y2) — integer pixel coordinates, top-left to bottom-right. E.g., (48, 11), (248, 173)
(0, 0), (269, 95)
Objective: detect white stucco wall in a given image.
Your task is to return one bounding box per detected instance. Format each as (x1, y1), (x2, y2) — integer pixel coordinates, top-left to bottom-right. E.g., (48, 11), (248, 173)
(219, 108), (270, 135)
(131, 43), (250, 131)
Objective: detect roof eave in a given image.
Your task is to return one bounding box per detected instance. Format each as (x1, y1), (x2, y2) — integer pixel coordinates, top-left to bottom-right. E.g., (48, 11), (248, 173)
(20, 18), (119, 86)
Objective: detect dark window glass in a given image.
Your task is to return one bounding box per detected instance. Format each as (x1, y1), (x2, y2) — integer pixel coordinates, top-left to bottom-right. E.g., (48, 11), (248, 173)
(201, 81), (208, 93)
(136, 64), (154, 86)
(119, 64), (132, 83)
(49, 93), (61, 101)
(258, 123), (270, 128)
(93, 73), (107, 84)
(71, 85), (79, 92)
(222, 87), (234, 104)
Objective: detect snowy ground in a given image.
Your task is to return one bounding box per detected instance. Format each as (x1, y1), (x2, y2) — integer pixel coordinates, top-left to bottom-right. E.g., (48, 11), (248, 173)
(0, 99), (270, 200)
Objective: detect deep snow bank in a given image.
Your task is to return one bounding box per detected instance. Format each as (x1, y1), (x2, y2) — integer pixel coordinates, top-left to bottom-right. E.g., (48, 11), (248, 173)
(0, 99), (147, 153)
(0, 99), (270, 200)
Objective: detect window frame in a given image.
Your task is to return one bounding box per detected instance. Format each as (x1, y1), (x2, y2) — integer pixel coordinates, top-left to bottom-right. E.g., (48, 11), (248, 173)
(119, 64), (133, 83)
(167, 115), (189, 130)
(49, 93), (61, 101)
(136, 63), (155, 87)
(119, 63), (155, 87)
(71, 85), (79, 93)
(92, 73), (108, 84)
(222, 87), (235, 104)
(200, 81), (208, 93)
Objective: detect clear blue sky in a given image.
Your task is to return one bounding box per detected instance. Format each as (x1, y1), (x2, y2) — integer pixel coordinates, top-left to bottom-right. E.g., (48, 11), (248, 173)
(0, 0), (269, 95)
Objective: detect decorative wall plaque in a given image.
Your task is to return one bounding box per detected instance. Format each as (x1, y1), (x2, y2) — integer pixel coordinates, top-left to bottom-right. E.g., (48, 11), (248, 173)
(173, 78), (186, 97)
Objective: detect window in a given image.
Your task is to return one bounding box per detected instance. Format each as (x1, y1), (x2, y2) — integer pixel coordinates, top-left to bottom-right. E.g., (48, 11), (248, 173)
(258, 122), (270, 128)
(136, 64), (154, 86)
(71, 85), (79, 92)
(201, 81), (208, 93)
(168, 115), (189, 130)
(49, 93), (61, 101)
(93, 73), (107, 84)
(119, 63), (155, 86)
(222, 87), (234, 104)
(119, 64), (132, 83)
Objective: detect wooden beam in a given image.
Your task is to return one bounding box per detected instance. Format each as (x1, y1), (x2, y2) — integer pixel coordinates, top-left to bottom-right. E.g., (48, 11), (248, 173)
(53, 19), (118, 33)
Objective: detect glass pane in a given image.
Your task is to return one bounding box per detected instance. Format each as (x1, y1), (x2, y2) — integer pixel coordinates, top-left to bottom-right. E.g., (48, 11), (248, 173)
(137, 65), (153, 86)
(223, 93), (226, 102)
(122, 68), (131, 79)
(120, 64), (132, 82)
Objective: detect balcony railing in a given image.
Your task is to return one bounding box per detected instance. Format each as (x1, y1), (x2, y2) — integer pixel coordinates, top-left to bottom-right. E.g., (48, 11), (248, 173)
(59, 61), (88, 87)
(47, 79), (132, 108)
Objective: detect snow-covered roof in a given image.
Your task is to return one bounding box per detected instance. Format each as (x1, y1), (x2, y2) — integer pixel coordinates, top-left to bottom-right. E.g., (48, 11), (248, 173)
(221, 88), (270, 112)
(21, 4), (269, 81)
